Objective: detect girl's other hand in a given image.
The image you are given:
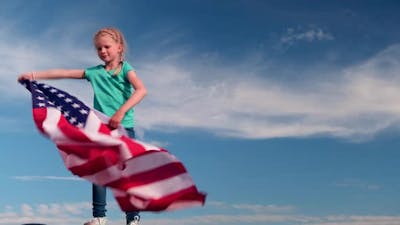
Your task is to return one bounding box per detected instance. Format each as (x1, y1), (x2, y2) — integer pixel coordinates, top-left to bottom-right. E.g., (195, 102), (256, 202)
(108, 110), (125, 130)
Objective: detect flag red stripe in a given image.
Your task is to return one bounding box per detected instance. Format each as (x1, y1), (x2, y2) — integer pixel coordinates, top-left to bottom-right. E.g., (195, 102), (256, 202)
(58, 146), (120, 176)
(115, 186), (205, 211)
(119, 136), (147, 156)
(57, 116), (92, 142)
(106, 162), (187, 189)
(33, 108), (47, 134)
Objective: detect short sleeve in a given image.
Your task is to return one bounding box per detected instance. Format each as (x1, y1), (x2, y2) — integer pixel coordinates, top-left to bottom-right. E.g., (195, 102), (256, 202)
(122, 62), (135, 80)
(84, 65), (103, 81)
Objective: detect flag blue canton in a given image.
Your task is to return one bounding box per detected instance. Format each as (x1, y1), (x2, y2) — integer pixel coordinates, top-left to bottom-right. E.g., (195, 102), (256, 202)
(25, 80), (91, 128)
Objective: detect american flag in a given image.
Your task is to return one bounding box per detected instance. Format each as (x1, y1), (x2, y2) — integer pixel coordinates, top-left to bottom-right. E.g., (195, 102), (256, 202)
(20, 80), (206, 212)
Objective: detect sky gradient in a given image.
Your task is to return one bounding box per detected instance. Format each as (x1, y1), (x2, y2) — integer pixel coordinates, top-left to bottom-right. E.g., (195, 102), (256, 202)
(1, 1), (400, 225)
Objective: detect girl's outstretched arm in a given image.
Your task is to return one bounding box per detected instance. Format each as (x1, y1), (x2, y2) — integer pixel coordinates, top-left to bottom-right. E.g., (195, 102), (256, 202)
(18, 69), (85, 81)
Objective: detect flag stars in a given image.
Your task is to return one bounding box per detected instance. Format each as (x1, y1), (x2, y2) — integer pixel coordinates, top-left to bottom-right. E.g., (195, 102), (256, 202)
(72, 103), (80, 108)
(79, 109), (88, 115)
(28, 81), (91, 128)
(69, 117), (77, 124)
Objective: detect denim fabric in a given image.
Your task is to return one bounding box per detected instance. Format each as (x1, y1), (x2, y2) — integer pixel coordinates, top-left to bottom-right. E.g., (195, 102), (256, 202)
(92, 184), (107, 217)
(92, 127), (140, 223)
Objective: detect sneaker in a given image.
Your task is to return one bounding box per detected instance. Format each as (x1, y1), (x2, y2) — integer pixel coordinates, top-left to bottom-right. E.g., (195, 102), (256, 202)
(84, 217), (107, 225)
(127, 215), (140, 225)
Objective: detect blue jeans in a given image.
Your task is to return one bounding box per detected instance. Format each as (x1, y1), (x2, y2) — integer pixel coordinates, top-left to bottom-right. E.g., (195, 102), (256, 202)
(92, 127), (140, 223)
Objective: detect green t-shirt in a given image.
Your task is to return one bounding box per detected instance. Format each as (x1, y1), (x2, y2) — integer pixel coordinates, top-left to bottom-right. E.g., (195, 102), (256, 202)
(84, 61), (135, 128)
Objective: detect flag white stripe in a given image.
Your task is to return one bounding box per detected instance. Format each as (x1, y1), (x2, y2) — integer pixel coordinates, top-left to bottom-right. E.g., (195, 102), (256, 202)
(42, 108), (70, 142)
(165, 201), (205, 211)
(83, 111), (102, 134)
(135, 140), (162, 151)
(122, 151), (180, 176)
(128, 194), (150, 209)
(126, 173), (195, 199)
(62, 151), (88, 169)
(82, 163), (122, 185)
(111, 189), (150, 209)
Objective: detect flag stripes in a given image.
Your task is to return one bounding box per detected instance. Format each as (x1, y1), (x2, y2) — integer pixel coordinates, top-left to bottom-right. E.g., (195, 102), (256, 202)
(20, 80), (206, 212)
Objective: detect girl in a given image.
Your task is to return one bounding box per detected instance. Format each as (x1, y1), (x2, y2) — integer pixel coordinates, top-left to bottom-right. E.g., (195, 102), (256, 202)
(18, 27), (146, 225)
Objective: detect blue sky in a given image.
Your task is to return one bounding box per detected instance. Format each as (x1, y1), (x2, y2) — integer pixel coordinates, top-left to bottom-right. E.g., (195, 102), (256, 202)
(1, 0), (400, 225)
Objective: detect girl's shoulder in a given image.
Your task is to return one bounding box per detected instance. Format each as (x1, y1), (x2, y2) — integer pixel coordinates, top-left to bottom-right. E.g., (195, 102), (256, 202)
(84, 64), (104, 80)
(122, 61), (135, 72)
(122, 61), (136, 80)
(86, 64), (104, 71)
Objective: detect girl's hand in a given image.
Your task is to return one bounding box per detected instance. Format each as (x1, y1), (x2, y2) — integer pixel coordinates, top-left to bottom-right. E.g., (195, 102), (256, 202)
(18, 72), (34, 81)
(108, 110), (125, 129)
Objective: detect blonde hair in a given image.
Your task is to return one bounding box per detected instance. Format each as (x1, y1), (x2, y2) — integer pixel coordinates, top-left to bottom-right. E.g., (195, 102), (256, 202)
(93, 27), (127, 60)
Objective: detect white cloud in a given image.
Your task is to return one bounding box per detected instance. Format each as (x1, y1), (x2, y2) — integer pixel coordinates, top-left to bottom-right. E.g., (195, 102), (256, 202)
(1, 201), (399, 225)
(21, 204), (34, 217)
(135, 43), (400, 140)
(3, 20), (400, 141)
(0, 202), (90, 225)
(0, 21), (96, 100)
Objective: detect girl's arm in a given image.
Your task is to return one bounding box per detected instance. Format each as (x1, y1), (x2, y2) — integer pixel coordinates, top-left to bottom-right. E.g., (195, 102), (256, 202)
(18, 69), (85, 81)
(108, 70), (147, 129)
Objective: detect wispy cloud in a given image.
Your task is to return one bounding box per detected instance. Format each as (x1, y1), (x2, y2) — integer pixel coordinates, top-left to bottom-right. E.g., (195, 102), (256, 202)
(280, 26), (334, 45)
(208, 201), (295, 214)
(334, 178), (381, 190)
(232, 203), (295, 213)
(310, 215), (400, 225)
(12, 176), (83, 182)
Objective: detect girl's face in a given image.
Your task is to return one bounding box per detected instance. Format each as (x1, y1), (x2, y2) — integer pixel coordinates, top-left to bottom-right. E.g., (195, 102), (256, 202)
(94, 35), (123, 63)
